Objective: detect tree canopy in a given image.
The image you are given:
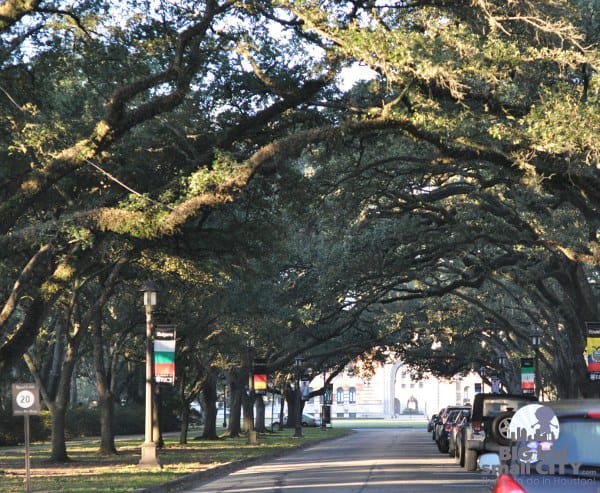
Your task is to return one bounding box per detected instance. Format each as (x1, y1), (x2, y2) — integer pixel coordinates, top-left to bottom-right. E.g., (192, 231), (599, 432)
(1, 0), (600, 454)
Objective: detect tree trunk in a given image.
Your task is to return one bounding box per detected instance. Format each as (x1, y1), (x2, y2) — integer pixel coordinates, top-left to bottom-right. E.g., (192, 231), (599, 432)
(243, 389), (254, 433)
(154, 387), (163, 448)
(284, 385), (297, 429)
(50, 402), (69, 462)
(228, 374), (243, 438)
(277, 390), (285, 431)
(201, 378), (218, 439)
(92, 313), (117, 455)
(179, 404), (191, 444)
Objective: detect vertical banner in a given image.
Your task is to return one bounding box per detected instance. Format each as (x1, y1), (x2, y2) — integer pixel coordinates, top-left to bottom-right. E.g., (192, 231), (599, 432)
(521, 358), (535, 394)
(490, 376), (501, 394)
(252, 358), (268, 395)
(324, 383), (333, 404)
(154, 325), (176, 384)
(300, 377), (311, 400)
(585, 322), (600, 377)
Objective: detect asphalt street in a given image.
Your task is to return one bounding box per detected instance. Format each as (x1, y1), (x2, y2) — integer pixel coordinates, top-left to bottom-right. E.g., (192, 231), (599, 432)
(178, 428), (491, 493)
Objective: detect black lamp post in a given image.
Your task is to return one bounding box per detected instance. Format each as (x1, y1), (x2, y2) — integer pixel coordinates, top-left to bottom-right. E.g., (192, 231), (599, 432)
(139, 280), (160, 467)
(321, 367), (327, 431)
(530, 326), (542, 398)
(496, 351), (507, 393)
(222, 374), (228, 429)
(479, 366), (487, 393)
(293, 355), (304, 438)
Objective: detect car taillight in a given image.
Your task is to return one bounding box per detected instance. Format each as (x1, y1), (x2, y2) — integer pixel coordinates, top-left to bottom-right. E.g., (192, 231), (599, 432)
(494, 474), (526, 493)
(472, 421), (481, 432)
(586, 411), (600, 419)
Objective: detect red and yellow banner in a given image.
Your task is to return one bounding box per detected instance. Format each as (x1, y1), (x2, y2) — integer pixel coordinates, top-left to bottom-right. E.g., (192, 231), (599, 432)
(586, 336), (600, 373)
(253, 373), (267, 392)
(586, 322), (600, 374)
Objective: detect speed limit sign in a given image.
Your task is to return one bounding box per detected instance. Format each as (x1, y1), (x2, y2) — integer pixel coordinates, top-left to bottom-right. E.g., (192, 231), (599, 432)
(12, 383), (40, 416)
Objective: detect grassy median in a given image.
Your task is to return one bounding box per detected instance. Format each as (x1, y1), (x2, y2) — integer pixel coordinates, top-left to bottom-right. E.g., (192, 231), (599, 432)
(0, 427), (351, 493)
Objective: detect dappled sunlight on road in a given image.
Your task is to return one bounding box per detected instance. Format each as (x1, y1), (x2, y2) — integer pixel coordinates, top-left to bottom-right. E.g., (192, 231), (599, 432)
(233, 457), (461, 475)
(193, 478), (486, 492)
(181, 429), (488, 492)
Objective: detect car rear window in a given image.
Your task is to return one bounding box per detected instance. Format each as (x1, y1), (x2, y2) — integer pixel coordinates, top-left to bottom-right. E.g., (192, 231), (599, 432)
(511, 418), (600, 468)
(482, 399), (529, 417)
(553, 419), (600, 467)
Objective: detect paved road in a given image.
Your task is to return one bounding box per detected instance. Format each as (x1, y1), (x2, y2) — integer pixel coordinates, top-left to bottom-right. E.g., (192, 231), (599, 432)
(179, 428), (492, 493)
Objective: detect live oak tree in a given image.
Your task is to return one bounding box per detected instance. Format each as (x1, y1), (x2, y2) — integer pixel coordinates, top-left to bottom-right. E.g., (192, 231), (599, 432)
(1, 0), (600, 459)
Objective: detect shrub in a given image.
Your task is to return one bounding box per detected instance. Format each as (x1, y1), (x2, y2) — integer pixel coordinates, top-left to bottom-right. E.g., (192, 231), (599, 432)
(65, 407), (101, 439)
(113, 404), (145, 435)
(0, 410), (51, 445)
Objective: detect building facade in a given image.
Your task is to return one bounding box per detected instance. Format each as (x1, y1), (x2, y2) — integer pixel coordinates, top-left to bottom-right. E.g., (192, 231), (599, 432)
(302, 359), (482, 419)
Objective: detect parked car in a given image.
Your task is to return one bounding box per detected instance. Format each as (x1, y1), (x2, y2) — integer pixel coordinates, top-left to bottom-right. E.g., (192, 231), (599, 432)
(431, 409), (445, 440)
(427, 413), (439, 433)
(436, 406), (470, 453)
(480, 399), (600, 492)
(273, 413), (321, 427)
(448, 410), (470, 460)
(453, 414), (469, 466)
(433, 406), (457, 442)
(463, 393), (538, 471)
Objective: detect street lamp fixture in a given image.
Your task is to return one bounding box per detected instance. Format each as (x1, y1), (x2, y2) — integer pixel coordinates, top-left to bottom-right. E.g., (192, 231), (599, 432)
(498, 351), (507, 367)
(294, 355), (304, 438)
(530, 326), (542, 348)
(139, 280), (160, 468)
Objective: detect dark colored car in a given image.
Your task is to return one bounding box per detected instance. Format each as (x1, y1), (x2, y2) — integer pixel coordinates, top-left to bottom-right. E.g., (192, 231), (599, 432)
(436, 406), (471, 453)
(454, 416), (469, 466)
(432, 408), (447, 440)
(449, 411), (470, 461)
(480, 399), (600, 492)
(463, 393), (539, 471)
(427, 413), (439, 433)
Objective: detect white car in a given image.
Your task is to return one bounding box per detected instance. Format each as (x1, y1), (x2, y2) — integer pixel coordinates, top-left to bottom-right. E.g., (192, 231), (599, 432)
(274, 413), (321, 427)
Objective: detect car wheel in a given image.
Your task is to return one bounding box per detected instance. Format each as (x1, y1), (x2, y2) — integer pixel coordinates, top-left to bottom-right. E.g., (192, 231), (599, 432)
(464, 447), (478, 471)
(491, 411), (514, 446)
(437, 437), (449, 453)
(458, 437), (465, 467)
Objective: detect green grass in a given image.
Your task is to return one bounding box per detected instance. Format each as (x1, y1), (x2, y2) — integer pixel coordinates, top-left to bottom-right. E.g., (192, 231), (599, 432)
(0, 427), (350, 493)
(332, 418), (427, 429)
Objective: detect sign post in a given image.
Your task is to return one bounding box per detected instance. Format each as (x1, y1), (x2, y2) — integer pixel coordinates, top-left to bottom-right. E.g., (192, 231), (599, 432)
(12, 383), (40, 493)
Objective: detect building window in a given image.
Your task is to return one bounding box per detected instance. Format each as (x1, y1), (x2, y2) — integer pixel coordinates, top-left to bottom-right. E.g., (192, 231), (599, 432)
(463, 386), (470, 403)
(336, 387), (344, 404)
(349, 387), (356, 404)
